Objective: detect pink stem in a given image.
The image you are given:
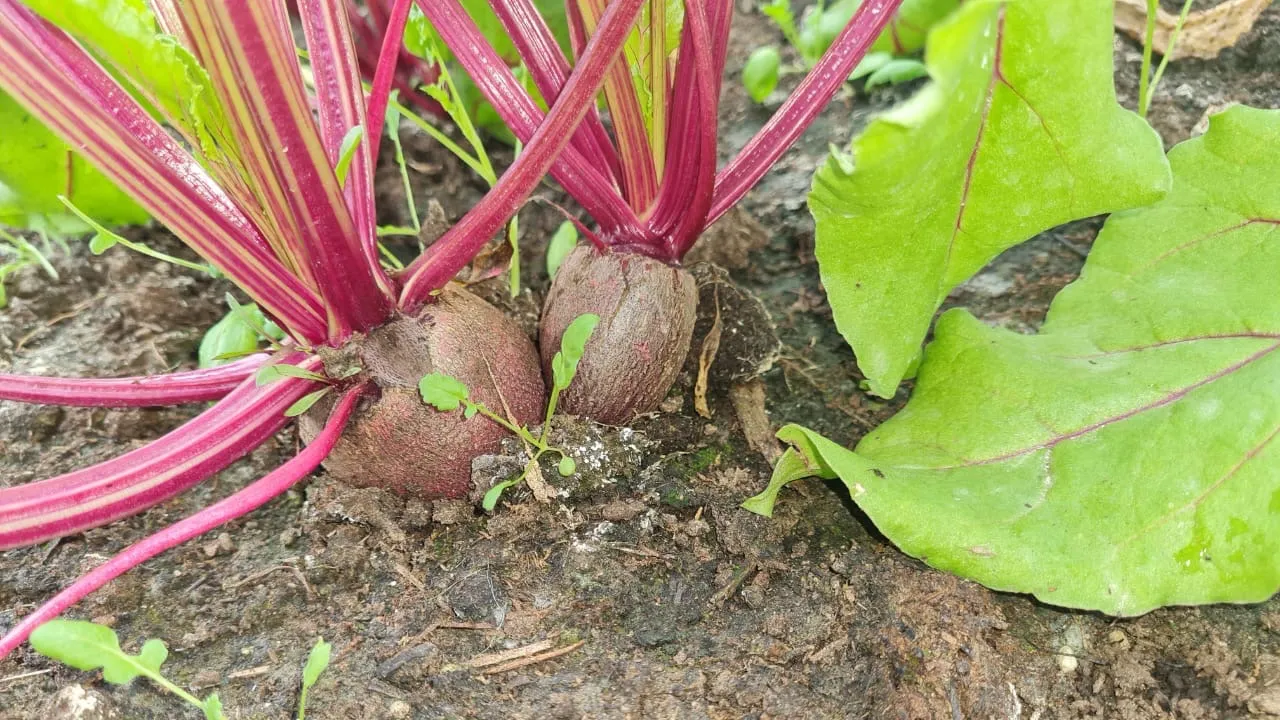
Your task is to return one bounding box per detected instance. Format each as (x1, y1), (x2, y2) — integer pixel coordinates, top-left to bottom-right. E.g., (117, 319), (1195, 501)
(490, 0), (623, 183)
(299, 0), (398, 302)
(397, 0), (647, 308)
(0, 387), (363, 661)
(0, 355), (321, 550)
(414, 0), (645, 241)
(0, 1), (329, 343)
(647, 0), (724, 257)
(0, 355), (267, 408)
(707, 0), (903, 226)
(364, 0), (414, 163)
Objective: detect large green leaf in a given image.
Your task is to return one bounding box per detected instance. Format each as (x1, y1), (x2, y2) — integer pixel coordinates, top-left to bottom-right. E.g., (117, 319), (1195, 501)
(765, 106), (1280, 616)
(0, 90), (146, 230)
(810, 0), (1170, 398)
(23, 0), (233, 162)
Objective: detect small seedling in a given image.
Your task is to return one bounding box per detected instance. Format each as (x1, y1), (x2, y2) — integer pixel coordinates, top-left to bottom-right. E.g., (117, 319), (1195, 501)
(420, 313), (599, 510)
(29, 620), (225, 719)
(29, 620), (335, 720)
(297, 637), (331, 720)
(0, 227), (57, 308)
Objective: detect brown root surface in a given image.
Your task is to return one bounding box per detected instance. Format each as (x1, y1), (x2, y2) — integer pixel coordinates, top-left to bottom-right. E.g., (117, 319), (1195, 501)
(539, 245), (698, 425)
(299, 287), (544, 498)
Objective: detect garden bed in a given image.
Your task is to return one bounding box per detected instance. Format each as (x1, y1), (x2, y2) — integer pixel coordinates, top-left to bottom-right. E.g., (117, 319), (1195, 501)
(2, 6), (1280, 718)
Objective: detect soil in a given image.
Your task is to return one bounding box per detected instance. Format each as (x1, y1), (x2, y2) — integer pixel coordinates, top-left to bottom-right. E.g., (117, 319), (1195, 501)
(3, 5), (1280, 720)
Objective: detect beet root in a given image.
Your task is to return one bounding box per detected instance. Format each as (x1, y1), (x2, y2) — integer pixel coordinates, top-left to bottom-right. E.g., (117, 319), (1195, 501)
(539, 245), (698, 424)
(298, 288), (545, 498)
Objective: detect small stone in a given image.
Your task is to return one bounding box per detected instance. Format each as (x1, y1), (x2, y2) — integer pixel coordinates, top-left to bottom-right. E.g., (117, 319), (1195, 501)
(1249, 687), (1280, 716)
(388, 700), (413, 719)
(202, 532), (236, 558)
(43, 685), (118, 720)
(1057, 646), (1079, 674)
(432, 499), (472, 525)
(1107, 630), (1126, 644)
(600, 500), (646, 522)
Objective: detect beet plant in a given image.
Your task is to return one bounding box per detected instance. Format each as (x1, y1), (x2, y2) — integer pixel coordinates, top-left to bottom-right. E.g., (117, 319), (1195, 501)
(407, 0), (905, 423)
(745, 0), (1280, 616)
(0, 0), (644, 657)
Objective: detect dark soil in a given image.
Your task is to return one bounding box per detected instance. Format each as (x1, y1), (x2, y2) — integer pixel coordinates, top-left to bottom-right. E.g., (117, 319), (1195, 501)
(4, 5), (1280, 719)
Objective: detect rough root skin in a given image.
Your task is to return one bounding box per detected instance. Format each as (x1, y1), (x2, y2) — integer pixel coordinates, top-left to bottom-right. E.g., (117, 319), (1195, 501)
(299, 288), (545, 498)
(540, 245), (698, 424)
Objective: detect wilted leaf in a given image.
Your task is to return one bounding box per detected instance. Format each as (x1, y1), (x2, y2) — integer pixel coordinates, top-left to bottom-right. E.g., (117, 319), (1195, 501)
(811, 0), (1170, 397)
(773, 106), (1280, 616)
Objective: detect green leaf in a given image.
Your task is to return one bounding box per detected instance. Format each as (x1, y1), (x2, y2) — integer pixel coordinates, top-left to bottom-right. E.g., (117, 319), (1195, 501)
(787, 106), (1280, 616)
(545, 221), (579, 279)
(483, 476), (522, 512)
(23, 0), (234, 164)
(551, 314), (601, 391)
(302, 638), (331, 689)
(333, 126), (364, 188)
(557, 455), (577, 477)
(810, 0), (1170, 397)
(863, 58), (927, 89)
(742, 46), (781, 103)
(199, 304), (267, 368)
(285, 388), (332, 418)
(419, 372), (471, 411)
(297, 638), (331, 720)
(255, 363), (328, 386)
(741, 443), (832, 518)
(849, 51), (894, 81)
(203, 693), (225, 720)
(0, 91), (146, 230)
(29, 620), (167, 685)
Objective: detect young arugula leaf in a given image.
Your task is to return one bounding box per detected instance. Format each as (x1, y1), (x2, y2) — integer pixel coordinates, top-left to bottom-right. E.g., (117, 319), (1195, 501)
(545, 221), (579, 279)
(810, 0), (1170, 398)
(297, 638), (331, 720)
(285, 388), (333, 418)
(773, 107), (1280, 616)
(742, 46), (782, 103)
(551, 314), (601, 391)
(255, 363), (329, 387)
(29, 620), (167, 685)
(60, 195), (216, 276)
(419, 372), (472, 411)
